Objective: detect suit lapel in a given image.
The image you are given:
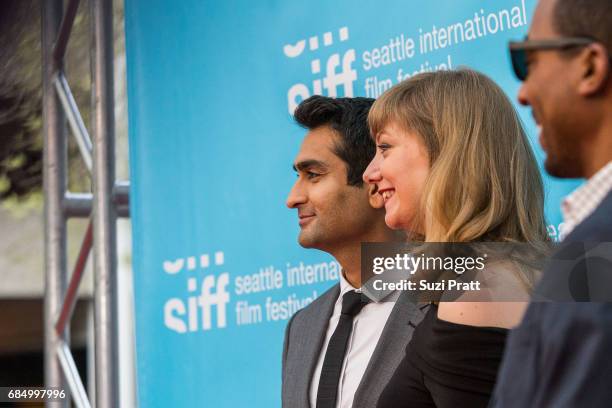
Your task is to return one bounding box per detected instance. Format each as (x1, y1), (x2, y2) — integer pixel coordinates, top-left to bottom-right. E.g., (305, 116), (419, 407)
(353, 292), (426, 407)
(299, 284), (340, 407)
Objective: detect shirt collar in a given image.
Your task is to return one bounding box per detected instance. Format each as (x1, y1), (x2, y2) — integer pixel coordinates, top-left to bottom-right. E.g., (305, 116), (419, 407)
(339, 270), (359, 296)
(561, 161), (612, 238)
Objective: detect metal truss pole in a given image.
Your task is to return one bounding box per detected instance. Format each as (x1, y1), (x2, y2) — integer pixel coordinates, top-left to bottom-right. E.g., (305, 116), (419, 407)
(43, 0), (128, 406)
(42, 0), (70, 406)
(91, 0), (120, 406)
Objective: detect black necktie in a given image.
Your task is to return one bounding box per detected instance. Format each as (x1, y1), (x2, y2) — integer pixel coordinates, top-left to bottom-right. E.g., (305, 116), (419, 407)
(316, 290), (370, 408)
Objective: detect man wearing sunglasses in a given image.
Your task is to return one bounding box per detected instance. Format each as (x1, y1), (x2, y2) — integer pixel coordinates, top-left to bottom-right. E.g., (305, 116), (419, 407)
(493, 0), (612, 406)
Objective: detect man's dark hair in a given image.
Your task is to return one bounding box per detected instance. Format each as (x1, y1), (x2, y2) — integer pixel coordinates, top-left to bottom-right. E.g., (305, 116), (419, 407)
(293, 95), (375, 187)
(554, 0), (612, 53)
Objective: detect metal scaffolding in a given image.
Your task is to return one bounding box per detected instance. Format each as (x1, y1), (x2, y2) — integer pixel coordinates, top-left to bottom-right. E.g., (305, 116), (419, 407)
(42, 0), (129, 407)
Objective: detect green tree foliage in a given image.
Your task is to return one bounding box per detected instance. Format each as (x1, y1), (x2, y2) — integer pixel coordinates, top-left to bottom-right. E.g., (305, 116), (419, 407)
(0, 0), (44, 209)
(0, 0), (121, 213)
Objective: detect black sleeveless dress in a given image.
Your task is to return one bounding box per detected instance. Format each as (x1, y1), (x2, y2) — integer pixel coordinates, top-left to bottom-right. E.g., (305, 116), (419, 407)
(377, 305), (508, 408)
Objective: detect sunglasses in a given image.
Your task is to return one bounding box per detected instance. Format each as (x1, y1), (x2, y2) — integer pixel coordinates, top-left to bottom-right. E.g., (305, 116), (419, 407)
(508, 36), (594, 81)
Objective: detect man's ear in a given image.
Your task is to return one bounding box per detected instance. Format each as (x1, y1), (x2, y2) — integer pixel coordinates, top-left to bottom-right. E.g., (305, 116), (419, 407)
(368, 183), (384, 209)
(578, 43), (610, 97)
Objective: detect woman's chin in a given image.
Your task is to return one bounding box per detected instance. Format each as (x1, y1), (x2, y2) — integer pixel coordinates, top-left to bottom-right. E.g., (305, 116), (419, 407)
(384, 212), (403, 230)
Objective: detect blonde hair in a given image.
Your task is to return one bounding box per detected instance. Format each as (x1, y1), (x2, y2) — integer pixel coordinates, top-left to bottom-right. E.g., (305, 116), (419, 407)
(369, 68), (549, 245)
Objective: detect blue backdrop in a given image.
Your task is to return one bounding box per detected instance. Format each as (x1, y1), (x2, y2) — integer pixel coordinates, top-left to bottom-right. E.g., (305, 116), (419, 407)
(124, 0), (581, 406)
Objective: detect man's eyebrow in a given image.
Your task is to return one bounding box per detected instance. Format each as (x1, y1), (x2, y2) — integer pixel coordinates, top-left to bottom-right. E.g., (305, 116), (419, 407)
(293, 159), (328, 172)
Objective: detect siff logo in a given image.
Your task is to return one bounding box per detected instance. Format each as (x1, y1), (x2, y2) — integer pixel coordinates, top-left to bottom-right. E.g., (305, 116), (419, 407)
(284, 26), (358, 114)
(163, 251), (231, 333)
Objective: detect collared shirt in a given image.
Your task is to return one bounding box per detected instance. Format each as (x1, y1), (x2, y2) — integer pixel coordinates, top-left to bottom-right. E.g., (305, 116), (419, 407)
(309, 273), (394, 408)
(560, 161), (612, 240)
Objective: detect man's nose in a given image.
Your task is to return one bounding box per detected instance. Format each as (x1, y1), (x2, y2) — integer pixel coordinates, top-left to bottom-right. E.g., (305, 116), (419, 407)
(363, 154), (382, 184)
(286, 181), (307, 209)
(517, 82), (530, 106)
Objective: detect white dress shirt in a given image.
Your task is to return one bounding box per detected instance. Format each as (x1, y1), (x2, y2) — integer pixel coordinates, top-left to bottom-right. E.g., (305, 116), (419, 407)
(309, 273), (395, 408)
(560, 161), (612, 240)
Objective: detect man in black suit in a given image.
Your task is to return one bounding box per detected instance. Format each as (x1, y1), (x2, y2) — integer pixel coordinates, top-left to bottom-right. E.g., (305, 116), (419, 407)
(494, 0), (612, 406)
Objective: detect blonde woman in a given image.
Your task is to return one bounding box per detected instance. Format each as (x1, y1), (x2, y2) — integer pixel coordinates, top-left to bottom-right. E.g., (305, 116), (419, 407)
(362, 69), (549, 408)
